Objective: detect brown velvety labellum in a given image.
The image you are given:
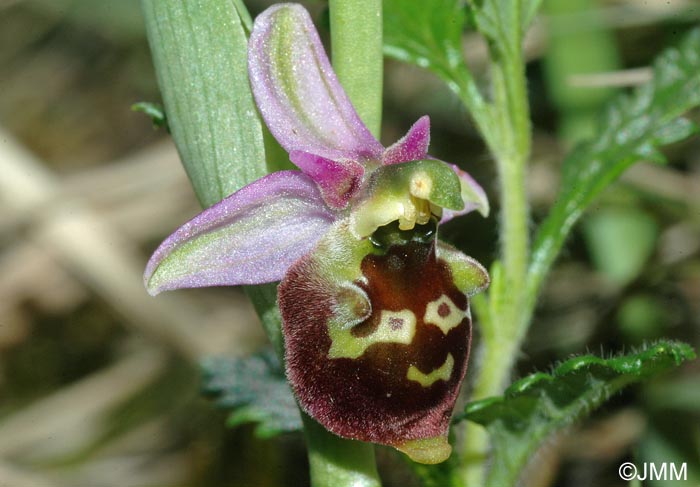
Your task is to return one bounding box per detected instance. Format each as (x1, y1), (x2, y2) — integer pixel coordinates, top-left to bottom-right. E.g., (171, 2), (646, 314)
(280, 230), (471, 461)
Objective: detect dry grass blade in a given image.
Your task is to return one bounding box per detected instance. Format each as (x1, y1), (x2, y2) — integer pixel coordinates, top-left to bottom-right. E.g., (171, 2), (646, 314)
(0, 460), (58, 487)
(0, 349), (166, 458)
(0, 130), (261, 359)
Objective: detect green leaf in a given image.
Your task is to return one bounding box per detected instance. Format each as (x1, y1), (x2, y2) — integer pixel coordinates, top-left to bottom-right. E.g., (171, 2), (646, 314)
(231, 0), (253, 33)
(383, 0), (486, 114)
(455, 341), (696, 487)
(467, 0), (509, 45)
(141, 0), (266, 209)
(467, 0), (526, 50)
(528, 29), (700, 301)
(383, 0), (498, 148)
(131, 101), (168, 130)
(384, 0), (466, 78)
(201, 349), (302, 439)
(467, 0), (541, 44)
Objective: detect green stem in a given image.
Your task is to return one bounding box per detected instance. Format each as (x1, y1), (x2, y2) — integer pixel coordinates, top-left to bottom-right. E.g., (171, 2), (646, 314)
(497, 149), (529, 290)
(459, 11), (532, 487)
(245, 284), (284, 359)
(476, 39), (532, 398)
(329, 0), (383, 137)
(303, 415), (381, 487)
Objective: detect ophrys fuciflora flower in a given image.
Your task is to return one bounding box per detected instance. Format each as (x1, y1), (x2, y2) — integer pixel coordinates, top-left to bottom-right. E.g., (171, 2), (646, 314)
(144, 3), (489, 464)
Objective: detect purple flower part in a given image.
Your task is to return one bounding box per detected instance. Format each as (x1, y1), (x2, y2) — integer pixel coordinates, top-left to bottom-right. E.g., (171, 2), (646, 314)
(248, 5), (488, 219)
(290, 151), (364, 209)
(441, 164), (490, 223)
(248, 4), (384, 165)
(144, 171), (336, 295)
(382, 116), (431, 165)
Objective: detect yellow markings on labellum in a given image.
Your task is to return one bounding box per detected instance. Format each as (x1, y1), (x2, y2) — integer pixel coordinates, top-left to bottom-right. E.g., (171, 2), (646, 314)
(406, 353), (454, 387)
(423, 294), (465, 335)
(328, 309), (417, 359)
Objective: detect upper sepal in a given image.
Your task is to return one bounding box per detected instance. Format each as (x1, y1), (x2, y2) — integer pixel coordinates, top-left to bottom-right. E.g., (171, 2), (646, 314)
(248, 4), (383, 163)
(144, 171), (336, 295)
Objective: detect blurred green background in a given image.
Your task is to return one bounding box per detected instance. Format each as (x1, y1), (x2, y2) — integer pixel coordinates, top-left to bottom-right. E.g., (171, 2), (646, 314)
(0, 0), (698, 486)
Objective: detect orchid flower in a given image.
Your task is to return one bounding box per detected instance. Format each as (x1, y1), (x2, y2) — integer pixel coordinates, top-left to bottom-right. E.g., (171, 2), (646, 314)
(144, 3), (489, 465)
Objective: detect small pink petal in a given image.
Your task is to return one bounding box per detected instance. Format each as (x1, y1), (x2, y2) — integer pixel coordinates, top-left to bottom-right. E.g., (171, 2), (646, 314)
(290, 151), (364, 209)
(382, 116), (431, 165)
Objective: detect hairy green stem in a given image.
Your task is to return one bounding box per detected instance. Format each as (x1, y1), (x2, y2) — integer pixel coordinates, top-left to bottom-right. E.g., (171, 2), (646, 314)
(459, 8), (533, 486)
(329, 0), (383, 137)
(496, 152), (529, 291)
(245, 284), (284, 359)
